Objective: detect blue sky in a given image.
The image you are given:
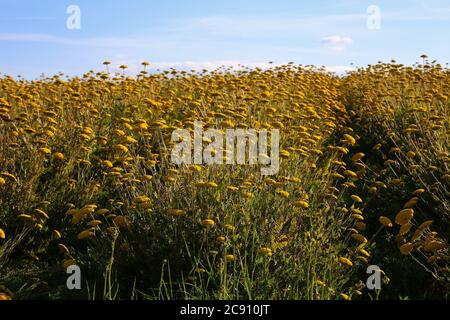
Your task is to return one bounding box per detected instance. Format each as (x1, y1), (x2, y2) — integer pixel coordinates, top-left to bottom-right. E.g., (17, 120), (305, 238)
(0, 0), (449, 78)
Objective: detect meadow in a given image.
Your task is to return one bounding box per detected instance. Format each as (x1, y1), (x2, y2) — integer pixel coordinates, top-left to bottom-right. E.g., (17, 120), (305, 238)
(0, 59), (448, 300)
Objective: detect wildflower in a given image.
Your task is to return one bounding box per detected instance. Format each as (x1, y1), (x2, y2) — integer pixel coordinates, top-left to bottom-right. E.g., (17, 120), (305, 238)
(113, 144), (129, 153)
(338, 257), (353, 267)
(95, 208), (109, 215)
(342, 134), (356, 145)
(53, 230), (62, 239)
(293, 200), (309, 209)
(343, 170), (358, 178)
(168, 209), (186, 217)
(0, 291), (12, 300)
(395, 208), (414, 226)
(379, 216), (393, 228)
(53, 152), (65, 160)
(400, 243), (414, 255)
(217, 236), (226, 242)
(259, 247), (273, 257)
(113, 216), (130, 228)
(225, 254), (236, 262)
(87, 220), (102, 227)
(133, 196), (151, 204)
(0, 228), (5, 239)
(352, 234), (368, 244)
(351, 195), (363, 203)
(399, 223), (412, 236)
(202, 219), (215, 227)
(77, 229), (95, 240)
(224, 224), (235, 231)
(340, 293), (350, 300)
(423, 240), (445, 252)
(63, 259), (77, 270)
(351, 153), (365, 162)
(275, 189), (290, 198)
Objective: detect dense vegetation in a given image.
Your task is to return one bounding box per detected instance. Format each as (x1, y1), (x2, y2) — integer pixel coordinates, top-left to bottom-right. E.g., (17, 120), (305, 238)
(0, 60), (448, 300)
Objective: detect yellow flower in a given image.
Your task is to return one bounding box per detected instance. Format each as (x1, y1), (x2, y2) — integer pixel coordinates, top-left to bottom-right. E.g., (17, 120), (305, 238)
(379, 216), (393, 228)
(316, 279), (326, 287)
(133, 196), (151, 204)
(53, 152), (65, 160)
(113, 216), (130, 228)
(395, 208), (414, 226)
(223, 224), (235, 231)
(351, 195), (363, 203)
(340, 293), (350, 300)
(95, 208), (109, 215)
(202, 219), (215, 227)
(352, 233), (368, 244)
(217, 236), (226, 242)
(63, 259), (77, 270)
(343, 134), (356, 145)
(338, 257), (353, 267)
(102, 160), (113, 168)
(77, 229), (95, 240)
(259, 247), (273, 257)
(275, 189), (290, 198)
(168, 209), (186, 217)
(225, 254), (236, 262)
(412, 188), (425, 196)
(351, 153), (365, 162)
(293, 200), (309, 209)
(87, 220), (102, 227)
(53, 229), (62, 239)
(399, 243), (414, 255)
(0, 292), (12, 300)
(343, 170), (358, 178)
(113, 144), (129, 153)
(58, 243), (70, 255)
(423, 240), (445, 252)
(0, 228), (5, 239)
(399, 223), (412, 236)
(39, 147), (51, 154)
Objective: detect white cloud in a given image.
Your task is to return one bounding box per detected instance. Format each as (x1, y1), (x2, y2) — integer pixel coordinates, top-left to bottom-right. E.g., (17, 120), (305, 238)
(321, 35), (353, 52)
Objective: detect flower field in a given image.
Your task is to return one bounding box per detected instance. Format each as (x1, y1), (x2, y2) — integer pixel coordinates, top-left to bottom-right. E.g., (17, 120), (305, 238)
(0, 60), (448, 300)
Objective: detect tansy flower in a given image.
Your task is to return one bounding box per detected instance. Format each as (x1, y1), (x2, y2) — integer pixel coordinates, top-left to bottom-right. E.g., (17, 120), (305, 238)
(77, 229), (95, 240)
(168, 209), (186, 217)
(395, 208), (414, 226)
(0, 293), (12, 300)
(53, 152), (65, 160)
(63, 259), (77, 270)
(259, 247), (273, 257)
(113, 216), (130, 228)
(351, 195), (363, 203)
(113, 144), (128, 153)
(379, 216), (393, 228)
(293, 200), (309, 209)
(340, 293), (350, 300)
(400, 243), (414, 255)
(202, 219), (215, 227)
(53, 229), (61, 239)
(39, 147), (51, 154)
(338, 257), (353, 267)
(0, 228), (5, 239)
